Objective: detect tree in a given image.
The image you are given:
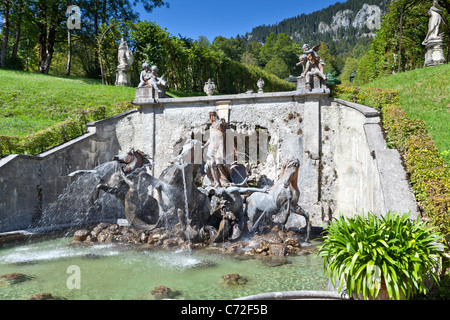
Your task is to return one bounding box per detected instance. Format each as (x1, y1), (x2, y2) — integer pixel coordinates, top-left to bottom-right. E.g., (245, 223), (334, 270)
(211, 36), (243, 61)
(264, 57), (289, 79)
(259, 33), (301, 76)
(240, 52), (258, 66)
(318, 42), (338, 76)
(1, 0), (11, 68)
(340, 56), (359, 86)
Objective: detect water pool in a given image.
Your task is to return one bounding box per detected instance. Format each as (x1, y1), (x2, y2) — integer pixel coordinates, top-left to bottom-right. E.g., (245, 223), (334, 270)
(0, 237), (327, 300)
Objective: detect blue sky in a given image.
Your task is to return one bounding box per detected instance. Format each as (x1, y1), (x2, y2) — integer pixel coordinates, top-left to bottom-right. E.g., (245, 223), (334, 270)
(137, 0), (342, 42)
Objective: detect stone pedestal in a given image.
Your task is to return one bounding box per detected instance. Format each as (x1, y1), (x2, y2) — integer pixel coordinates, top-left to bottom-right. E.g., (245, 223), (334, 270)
(115, 67), (132, 87)
(297, 75), (327, 91)
(424, 39), (446, 67)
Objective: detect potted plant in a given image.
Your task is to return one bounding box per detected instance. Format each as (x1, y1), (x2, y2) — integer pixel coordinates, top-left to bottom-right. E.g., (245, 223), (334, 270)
(317, 211), (445, 300)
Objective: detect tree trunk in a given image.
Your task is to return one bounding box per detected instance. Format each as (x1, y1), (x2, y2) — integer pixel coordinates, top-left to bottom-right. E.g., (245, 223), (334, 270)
(1, 0), (10, 68)
(398, 13), (404, 74)
(11, 0), (23, 60)
(37, 1), (48, 73)
(66, 29), (72, 76)
(43, 27), (57, 74)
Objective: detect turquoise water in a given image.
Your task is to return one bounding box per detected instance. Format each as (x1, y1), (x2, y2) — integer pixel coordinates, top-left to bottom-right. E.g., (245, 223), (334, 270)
(0, 238), (327, 300)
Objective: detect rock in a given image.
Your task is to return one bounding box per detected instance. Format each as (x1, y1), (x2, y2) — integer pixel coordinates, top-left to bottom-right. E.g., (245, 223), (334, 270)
(265, 232), (283, 244)
(91, 222), (111, 237)
(139, 231), (149, 243)
(192, 260), (217, 269)
(28, 293), (54, 300)
(108, 224), (120, 234)
(97, 230), (113, 243)
(214, 219), (230, 243)
(260, 256), (290, 267)
(185, 226), (204, 243)
(151, 286), (174, 300)
(73, 229), (90, 242)
(162, 238), (181, 249)
(269, 243), (287, 256)
(221, 274), (246, 286)
(0, 273), (31, 285)
(284, 237), (300, 247)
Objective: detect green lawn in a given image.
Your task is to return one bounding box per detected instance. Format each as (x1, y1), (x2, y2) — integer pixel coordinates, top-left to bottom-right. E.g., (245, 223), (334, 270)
(0, 70), (136, 137)
(362, 64), (450, 163)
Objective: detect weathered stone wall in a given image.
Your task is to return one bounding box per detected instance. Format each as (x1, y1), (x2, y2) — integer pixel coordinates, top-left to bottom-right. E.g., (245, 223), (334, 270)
(0, 91), (419, 233)
(0, 112), (135, 232)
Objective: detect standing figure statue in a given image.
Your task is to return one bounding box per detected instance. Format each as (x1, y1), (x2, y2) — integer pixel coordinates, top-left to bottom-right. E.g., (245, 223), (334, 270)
(117, 37), (133, 69)
(115, 37), (133, 86)
(203, 111), (229, 188)
(422, 0), (444, 45)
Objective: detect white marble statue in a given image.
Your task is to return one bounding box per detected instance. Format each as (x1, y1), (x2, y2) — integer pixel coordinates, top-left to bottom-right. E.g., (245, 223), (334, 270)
(117, 37), (133, 69)
(138, 64), (166, 91)
(422, 1), (444, 45)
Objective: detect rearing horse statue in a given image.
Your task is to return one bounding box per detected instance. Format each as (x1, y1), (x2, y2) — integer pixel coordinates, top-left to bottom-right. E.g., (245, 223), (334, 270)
(245, 158), (310, 241)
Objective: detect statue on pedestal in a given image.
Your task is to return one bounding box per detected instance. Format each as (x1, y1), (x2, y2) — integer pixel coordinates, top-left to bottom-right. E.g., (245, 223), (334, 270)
(138, 63), (167, 100)
(423, 1), (444, 45)
(296, 44), (327, 91)
(422, 1), (446, 67)
(115, 37), (134, 86)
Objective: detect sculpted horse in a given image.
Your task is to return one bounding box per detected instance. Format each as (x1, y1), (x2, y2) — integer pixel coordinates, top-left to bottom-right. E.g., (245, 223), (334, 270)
(245, 158), (310, 240)
(208, 185), (269, 242)
(147, 139), (211, 229)
(93, 148), (159, 230)
(94, 148), (152, 201)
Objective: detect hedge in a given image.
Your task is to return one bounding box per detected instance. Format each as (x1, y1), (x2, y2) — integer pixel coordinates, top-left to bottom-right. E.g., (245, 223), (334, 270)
(331, 85), (450, 243)
(0, 102), (135, 157)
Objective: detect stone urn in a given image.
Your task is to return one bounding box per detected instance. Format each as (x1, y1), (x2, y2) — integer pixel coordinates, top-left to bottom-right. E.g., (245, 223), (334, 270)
(204, 79), (215, 96)
(257, 78), (265, 93)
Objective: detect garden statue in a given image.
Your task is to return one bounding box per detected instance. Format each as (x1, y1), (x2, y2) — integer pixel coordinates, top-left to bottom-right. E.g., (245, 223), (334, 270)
(297, 44), (327, 90)
(203, 111), (229, 187)
(117, 37), (133, 69)
(423, 0), (444, 45)
(138, 64), (167, 99)
(204, 79), (215, 96)
(115, 37), (133, 86)
(422, 1), (446, 67)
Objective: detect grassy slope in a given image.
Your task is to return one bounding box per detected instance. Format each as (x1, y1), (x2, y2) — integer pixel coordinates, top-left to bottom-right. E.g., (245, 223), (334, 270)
(0, 70), (136, 137)
(362, 64), (450, 163)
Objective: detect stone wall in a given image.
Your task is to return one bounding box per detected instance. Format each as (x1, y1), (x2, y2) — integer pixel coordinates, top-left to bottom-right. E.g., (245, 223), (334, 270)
(0, 112), (136, 232)
(0, 90), (419, 233)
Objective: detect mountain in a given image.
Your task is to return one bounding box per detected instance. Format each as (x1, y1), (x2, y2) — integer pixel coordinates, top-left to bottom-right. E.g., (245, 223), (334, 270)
(244, 0), (390, 46)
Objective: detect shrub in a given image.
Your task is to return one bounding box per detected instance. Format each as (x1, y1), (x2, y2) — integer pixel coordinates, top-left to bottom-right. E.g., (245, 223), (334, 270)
(317, 212), (445, 300)
(0, 102), (135, 157)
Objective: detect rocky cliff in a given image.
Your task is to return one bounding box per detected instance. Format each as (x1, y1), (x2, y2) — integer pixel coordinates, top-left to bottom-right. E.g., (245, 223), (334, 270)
(246, 0), (388, 44)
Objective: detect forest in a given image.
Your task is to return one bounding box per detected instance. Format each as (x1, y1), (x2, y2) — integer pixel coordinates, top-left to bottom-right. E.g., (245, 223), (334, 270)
(0, 0), (449, 91)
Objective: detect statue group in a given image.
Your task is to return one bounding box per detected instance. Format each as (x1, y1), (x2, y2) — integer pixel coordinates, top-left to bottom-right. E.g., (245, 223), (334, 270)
(296, 44), (327, 90)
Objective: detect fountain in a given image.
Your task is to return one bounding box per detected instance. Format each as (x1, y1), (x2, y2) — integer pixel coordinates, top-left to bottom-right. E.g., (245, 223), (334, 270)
(64, 117), (311, 249)
(0, 49), (420, 300)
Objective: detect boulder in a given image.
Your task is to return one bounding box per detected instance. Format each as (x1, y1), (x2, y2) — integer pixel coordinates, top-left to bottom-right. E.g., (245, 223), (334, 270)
(0, 273), (30, 285)
(269, 243), (287, 256)
(73, 229), (90, 242)
(221, 274), (246, 286)
(151, 286), (174, 300)
(28, 293), (54, 300)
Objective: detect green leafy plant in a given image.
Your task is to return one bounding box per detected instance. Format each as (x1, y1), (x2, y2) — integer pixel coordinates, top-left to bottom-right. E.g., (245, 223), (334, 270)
(317, 212), (445, 300)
